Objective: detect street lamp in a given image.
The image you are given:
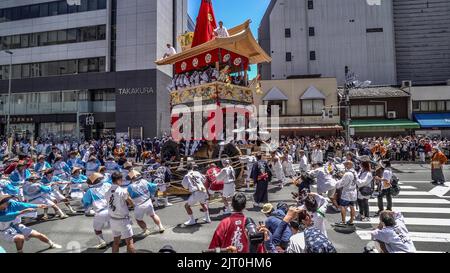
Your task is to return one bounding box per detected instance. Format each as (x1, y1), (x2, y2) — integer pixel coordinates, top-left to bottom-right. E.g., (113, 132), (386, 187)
(3, 50), (13, 138)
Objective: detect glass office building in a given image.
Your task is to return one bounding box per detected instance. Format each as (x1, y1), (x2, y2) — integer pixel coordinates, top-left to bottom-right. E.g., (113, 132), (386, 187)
(0, 0), (189, 140)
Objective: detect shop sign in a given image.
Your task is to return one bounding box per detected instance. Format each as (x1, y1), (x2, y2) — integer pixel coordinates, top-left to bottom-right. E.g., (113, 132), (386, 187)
(117, 87), (154, 95)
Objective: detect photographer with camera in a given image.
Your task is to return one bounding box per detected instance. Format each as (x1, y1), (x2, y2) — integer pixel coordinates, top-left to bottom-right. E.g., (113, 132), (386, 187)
(370, 210), (416, 253)
(273, 207), (336, 253)
(260, 203), (292, 249)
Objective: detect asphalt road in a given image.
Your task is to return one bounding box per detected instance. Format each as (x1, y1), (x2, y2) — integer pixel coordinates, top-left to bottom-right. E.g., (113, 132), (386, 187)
(1, 163), (450, 253)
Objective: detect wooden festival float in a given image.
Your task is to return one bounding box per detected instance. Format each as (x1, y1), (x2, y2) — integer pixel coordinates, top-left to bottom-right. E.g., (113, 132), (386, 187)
(154, 0), (271, 194)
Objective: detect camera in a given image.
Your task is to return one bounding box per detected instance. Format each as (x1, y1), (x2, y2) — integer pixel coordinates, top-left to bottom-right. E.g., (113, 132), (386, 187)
(245, 218), (264, 253)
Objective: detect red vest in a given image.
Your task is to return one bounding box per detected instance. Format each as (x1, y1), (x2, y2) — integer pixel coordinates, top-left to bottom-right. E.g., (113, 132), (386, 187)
(209, 213), (249, 253)
(205, 167), (224, 191)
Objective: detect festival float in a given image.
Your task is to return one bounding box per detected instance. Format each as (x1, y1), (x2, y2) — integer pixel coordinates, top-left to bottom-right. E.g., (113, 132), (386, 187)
(154, 0), (271, 191)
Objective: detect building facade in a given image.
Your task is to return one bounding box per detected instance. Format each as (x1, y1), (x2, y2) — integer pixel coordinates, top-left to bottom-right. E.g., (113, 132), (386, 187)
(410, 85), (450, 137)
(393, 0), (450, 85)
(0, 0), (188, 140)
(339, 86), (420, 137)
(258, 0), (397, 85)
(255, 78), (342, 137)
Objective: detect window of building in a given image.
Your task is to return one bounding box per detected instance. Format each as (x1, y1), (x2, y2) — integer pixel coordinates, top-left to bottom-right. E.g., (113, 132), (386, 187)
(267, 101), (284, 116)
(57, 30), (67, 43)
(29, 33), (38, 47)
(285, 28), (291, 38)
(47, 61), (59, 76)
(98, 25), (106, 40)
(309, 27), (315, 36)
(308, 0), (314, 9)
(37, 32), (48, 46)
(286, 52), (292, 62)
(98, 0), (107, 9)
(88, 58), (99, 72)
(57, 1), (67, 14)
(88, 0), (98, 11)
(12, 64), (21, 79)
(366, 28), (383, 33)
(78, 59), (88, 73)
(29, 4), (40, 18)
(351, 104), (385, 117)
(68, 3), (78, 13)
(415, 100), (450, 112)
(79, 0), (89, 12)
(0, 9), (5, 23)
(310, 51), (316, 60)
(40, 3), (49, 17)
(302, 99), (323, 115)
(21, 6), (30, 19)
(48, 31), (58, 45)
(437, 101), (446, 111)
(21, 34), (29, 48)
(99, 57), (106, 72)
(49, 2), (58, 16)
(67, 29), (77, 42)
(22, 64), (30, 78)
(11, 35), (21, 49)
(11, 7), (21, 21)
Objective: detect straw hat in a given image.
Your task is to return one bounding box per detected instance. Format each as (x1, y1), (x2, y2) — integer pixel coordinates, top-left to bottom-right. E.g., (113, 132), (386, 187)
(123, 162), (133, 169)
(260, 203), (274, 214)
(87, 173), (104, 185)
(37, 154), (45, 160)
(98, 166), (106, 173)
(71, 167), (82, 175)
(26, 173), (41, 182)
(127, 170), (141, 181)
(55, 154), (63, 161)
(0, 195), (13, 205)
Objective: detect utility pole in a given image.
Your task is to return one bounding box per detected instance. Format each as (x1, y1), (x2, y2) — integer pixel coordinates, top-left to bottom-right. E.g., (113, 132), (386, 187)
(4, 50), (13, 139)
(344, 66), (351, 146)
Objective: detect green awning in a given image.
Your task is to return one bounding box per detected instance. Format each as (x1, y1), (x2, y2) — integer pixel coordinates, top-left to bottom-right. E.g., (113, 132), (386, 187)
(350, 119), (420, 130)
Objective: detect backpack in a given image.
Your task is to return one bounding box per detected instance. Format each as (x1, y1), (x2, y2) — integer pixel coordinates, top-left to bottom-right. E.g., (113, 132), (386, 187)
(390, 174), (400, 197)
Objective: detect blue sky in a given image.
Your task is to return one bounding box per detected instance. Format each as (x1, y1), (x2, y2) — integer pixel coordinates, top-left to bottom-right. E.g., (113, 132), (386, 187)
(188, 0), (271, 78)
(188, 0), (271, 38)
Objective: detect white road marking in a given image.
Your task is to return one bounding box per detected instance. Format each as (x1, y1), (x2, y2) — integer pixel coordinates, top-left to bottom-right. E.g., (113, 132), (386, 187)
(356, 217), (450, 226)
(400, 186), (417, 190)
(429, 183), (450, 197)
(369, 198), (450, 204)
(399, 191), (432, 196)
(357, 231), (450, 243)
(368, 206), (450, 214)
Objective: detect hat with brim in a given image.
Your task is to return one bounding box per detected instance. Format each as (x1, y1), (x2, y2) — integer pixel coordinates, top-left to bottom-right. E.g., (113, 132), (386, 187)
(123, 162), (132, 169)
(72, 167), (82, 175)
(0, 195), (13, 205)
(55, 154), (63, 161)
(27, 173), (41, 182)
(70, 150), (78, 155)
(37, 154), (45, 160)
(261, 203), (274, 214)
(158, 245), (176, 254)
(98, 166), (106, 173)
(43, 168), (54, 175)
(127, 170), (141, 181)
(87, 173), (104, 185)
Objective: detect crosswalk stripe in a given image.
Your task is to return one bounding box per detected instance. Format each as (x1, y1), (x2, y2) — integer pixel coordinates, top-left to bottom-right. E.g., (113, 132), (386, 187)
(399, 181), (432, 184)
(369, 206), (450, 214)
(357, 231), (450, 243)
(400, 186), (417, 190)
(356, 217), (450, 226)
(398, 191), (432, 196)
(369, 198), (450, 204)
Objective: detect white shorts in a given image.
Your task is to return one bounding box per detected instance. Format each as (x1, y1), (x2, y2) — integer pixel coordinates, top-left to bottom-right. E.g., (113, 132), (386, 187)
(70, 191), (84, 200)
(187, 191), (208, 206)
(28, 197), (55, 207)
(1, 224), (33, 243)
(47, 191), (66, 202)
(223, 183), (235, 198)
(110, 218), (133, 239)
(93, 209), (110, 231)
(208, 189), (223, 196)
(134, 199), (156, 221)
